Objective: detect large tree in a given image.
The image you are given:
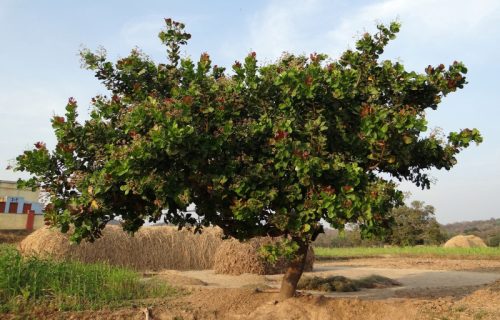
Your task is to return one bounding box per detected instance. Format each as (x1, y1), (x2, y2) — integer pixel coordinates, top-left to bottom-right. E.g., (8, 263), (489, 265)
(387, 201), (447, 246)
(15, 19), (481, 299)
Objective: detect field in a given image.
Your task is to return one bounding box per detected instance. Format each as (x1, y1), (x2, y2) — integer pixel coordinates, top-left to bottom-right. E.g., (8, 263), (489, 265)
(314, 246), (500, 259)
(0, 244), (178, 313)
(1, 232), (500, 319)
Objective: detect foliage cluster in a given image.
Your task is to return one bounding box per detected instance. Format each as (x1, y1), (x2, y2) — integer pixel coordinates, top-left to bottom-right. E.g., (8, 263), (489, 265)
(386, 201), (447, 246)
(313, 201), (447, 247)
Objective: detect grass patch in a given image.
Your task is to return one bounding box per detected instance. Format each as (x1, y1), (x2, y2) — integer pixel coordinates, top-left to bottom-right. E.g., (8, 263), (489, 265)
(0, 244), (177, 313)
(298, 274), (401, 292)
(314, 246), (500, 260)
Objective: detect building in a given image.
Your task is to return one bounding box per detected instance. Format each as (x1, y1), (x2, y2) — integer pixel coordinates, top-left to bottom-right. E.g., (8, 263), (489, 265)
(0, 180), (44, 230)
(0, 180), (43, 214)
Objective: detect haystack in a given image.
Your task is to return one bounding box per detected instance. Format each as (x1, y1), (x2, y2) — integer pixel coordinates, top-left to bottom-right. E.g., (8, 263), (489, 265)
(443, 235), (487, 248)
(19, 225), (223, 271)
(213, 237), (315, 275)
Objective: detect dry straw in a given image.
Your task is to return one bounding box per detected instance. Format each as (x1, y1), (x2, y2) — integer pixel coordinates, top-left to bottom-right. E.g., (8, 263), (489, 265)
(213, 237), (315, 275)
(19, 226), (223, 271)
(19, 226), (316, 273)
(443, 234), (487, 248)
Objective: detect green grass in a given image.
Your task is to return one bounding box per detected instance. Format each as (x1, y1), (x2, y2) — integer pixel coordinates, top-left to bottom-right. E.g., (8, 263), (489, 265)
(314, 246), (500, 259)
(0, 244), (177, 313)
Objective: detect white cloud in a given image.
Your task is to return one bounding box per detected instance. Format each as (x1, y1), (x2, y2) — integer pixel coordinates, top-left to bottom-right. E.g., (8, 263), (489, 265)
(326, 0), (500, 59)
(247, 0), (321, 59)
(242, 0), (500, 66)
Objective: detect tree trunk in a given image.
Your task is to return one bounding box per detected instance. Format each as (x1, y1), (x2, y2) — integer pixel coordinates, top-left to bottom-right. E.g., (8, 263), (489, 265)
(279, 239), (309, 299)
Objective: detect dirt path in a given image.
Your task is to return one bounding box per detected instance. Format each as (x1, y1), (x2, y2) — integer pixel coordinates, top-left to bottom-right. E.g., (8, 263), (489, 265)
(141, 260), (500, 320)
(310, 263), (500, 299)
(152, 260), (500, 300)
(320, 256), (500, 273)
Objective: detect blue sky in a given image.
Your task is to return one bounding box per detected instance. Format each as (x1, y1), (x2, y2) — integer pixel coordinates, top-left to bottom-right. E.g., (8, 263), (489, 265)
(1, 0), (499, 224)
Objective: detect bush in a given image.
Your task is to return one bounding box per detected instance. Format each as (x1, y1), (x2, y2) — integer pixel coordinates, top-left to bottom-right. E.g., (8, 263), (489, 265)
(487, 234), (500, 247)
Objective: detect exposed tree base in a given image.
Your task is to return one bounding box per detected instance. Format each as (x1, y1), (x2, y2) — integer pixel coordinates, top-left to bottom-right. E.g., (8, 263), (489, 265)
(279, 240), (309, 299)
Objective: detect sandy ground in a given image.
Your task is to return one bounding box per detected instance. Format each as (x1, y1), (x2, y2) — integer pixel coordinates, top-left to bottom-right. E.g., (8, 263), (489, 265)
(6, 257), (500, 320)
(152, 259), (500, 300)
(321, 256), (500, 273)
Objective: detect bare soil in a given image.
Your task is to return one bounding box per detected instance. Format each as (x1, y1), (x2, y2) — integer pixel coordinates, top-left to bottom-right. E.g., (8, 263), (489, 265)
(4, 257), (500, 320)
(322, 256), (500, 273)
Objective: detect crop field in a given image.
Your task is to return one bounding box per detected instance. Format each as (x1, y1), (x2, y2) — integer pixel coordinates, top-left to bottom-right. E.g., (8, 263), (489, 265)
(314, 245), (500, 260)
(0, 244), (177, 313)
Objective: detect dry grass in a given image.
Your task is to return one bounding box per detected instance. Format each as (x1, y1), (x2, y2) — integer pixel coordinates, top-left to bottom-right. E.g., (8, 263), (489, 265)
(213, 237), (314, 275)
(19, 226), (223, 271)
(0, 230), (32, 244)
(444, 235), (487, 248)
(298, 274), (401, 292)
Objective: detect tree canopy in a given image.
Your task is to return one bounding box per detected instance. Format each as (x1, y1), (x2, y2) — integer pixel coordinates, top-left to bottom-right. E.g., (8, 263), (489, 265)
(15, 19), (482, 298)
(387, 201), (446, 246)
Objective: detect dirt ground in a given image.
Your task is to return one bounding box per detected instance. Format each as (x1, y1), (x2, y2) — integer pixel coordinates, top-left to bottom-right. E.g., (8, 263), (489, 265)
(9, 256), (499, 320)
(322, 256), (500, 273)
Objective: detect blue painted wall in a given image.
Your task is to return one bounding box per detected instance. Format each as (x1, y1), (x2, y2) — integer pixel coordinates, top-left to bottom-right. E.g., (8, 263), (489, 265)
(2, 196), (43, 214)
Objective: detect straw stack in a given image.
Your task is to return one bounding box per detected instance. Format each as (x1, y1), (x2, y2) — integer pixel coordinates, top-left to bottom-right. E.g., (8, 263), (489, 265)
(19, 225), (223, 271)
(213, 237), (315, 275)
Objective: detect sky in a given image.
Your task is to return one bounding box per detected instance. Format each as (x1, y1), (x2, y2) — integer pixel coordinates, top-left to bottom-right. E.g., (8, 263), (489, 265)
(0, 0), (499, 224)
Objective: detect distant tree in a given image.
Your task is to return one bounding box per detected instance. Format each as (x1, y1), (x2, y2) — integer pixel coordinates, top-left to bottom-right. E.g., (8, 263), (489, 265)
(464, 226), (480, 234)
(15, 19), (481, 298)
(387, 201), (447, 246)
(312, 228), (339, 247)
(325, 225), (384, 248)
(486, 234), (500, 247)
